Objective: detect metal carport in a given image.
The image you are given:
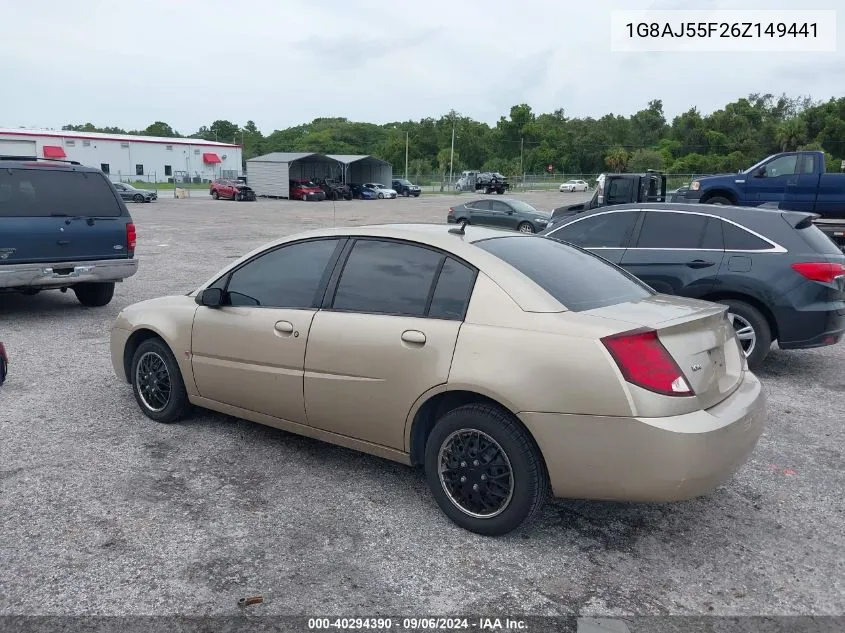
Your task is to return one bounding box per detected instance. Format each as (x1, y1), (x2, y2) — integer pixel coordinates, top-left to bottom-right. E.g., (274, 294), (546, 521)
(328, 155), (393, 187)
(245, 152), (343, 198)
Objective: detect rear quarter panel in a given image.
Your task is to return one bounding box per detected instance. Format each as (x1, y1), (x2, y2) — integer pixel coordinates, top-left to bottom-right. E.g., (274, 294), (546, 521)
(445, 273), (634, 417)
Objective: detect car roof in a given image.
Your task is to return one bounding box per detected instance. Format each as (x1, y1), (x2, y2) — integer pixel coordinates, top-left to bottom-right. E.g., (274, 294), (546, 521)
(573, 201), (791, 222)
(0, 158), (101, 173)
(196, 223), (565, 313)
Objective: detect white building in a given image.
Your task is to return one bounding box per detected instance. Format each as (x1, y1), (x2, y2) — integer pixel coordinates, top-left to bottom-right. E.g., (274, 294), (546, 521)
(0, 127), (242, 184)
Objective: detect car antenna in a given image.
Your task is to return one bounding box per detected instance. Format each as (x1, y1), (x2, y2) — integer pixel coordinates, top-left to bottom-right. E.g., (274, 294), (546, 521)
(449, 219), (468, 235)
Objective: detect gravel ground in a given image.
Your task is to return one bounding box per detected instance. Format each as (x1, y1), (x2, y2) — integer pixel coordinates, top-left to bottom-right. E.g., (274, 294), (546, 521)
(1, 191), (843, 621)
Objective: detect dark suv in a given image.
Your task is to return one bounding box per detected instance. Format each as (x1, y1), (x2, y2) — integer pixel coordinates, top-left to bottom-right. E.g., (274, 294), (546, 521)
(0, 156), (138, 306)
(392, 178), (421, 197)
(542, 202), (845, 369)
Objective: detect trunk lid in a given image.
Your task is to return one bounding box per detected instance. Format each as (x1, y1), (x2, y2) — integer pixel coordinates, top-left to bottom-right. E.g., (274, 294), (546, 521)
(0, 167), (130, 264)
(591, 295), (744, 410)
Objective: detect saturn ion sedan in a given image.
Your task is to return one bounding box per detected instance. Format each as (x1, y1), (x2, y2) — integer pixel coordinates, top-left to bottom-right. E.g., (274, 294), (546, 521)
(110, 223), (766, 536)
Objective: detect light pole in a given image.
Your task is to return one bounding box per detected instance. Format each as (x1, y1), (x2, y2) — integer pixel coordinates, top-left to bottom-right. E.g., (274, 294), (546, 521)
(405, 131), (409, 180)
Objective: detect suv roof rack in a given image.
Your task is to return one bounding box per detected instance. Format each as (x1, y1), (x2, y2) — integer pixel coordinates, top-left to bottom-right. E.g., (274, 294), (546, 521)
(0, 155), (82, 166)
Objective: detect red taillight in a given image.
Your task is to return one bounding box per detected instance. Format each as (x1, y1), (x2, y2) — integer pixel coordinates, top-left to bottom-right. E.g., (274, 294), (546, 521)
(126, 222), (137, 253)
(791, 262), (845, 284)
(448, 207), (455, 215)
(601, 328), (694, 397)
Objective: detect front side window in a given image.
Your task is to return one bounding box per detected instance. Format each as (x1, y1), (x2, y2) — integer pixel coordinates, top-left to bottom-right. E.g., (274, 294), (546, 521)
(332, 240), (443, 316)
(762, 155), (798, 177)
(550, 211), (639, 248)
(224, 239), (341, 308)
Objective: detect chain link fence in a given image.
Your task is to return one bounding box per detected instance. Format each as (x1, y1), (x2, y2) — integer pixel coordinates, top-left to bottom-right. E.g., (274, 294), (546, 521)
(402, 173), (703, 194)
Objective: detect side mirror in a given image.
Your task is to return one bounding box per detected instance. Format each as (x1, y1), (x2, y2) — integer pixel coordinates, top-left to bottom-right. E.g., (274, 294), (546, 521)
(196, 287), (224, 307)
(754, 167), (766, 178)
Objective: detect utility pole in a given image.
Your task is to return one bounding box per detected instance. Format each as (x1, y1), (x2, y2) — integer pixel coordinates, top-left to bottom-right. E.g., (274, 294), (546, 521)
(520, 137), (524, 183)
(405, 131), (409, 180)
(449, 124), (455, 185)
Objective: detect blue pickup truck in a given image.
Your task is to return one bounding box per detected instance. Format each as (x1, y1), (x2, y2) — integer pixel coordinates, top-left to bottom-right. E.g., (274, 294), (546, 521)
(684, 151), (845, 247)
(0, 156), (138, 306)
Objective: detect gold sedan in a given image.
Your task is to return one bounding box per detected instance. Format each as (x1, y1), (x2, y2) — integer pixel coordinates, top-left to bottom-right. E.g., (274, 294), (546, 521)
(110, 223), (765, 536)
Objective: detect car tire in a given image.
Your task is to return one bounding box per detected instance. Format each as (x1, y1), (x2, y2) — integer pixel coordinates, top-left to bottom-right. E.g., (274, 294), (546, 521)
(717, 299), (772, 370)
(133, 194), (144, 203)
(517, 222), (534, 234)
(130, 338), (191, 424)
(414, 192), (420, 197)
(73, 282), (115, 307)
(424, 403), (549, 536)
(378, 192), (384, 199)
(705, 196), (733, 205)
(212, 191), (219, 200)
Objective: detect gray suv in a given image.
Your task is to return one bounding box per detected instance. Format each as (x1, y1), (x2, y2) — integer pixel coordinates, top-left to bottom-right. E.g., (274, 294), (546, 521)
(542, 202), (845, 369)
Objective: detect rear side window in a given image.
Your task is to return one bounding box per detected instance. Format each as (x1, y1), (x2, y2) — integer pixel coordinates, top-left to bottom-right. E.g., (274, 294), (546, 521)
(0, 169), (123, 218)
(428, 258), (476, 320)
(722, 221), (772, 250)
(635, 211), (709, 249)
(332, 240), (443, 316)
(475, 236), (653, 312)
(796, 225), (844, 255)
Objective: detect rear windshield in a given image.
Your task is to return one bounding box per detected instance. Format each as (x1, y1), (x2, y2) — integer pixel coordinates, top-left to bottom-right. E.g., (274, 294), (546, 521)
(474, 236), (654, 311)
(798, 225), (845, 256)
(0, 169), (123, 218)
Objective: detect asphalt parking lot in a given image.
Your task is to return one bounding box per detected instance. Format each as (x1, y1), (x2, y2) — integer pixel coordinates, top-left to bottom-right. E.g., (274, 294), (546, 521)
(1, 190), (843, 618)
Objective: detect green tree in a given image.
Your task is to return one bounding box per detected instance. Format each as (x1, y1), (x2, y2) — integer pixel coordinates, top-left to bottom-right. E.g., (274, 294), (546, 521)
(604, 147), (629, 173)
(142, 121), (179, 137)
(775, 119), (807, 151)
(627, 148), (664, 172)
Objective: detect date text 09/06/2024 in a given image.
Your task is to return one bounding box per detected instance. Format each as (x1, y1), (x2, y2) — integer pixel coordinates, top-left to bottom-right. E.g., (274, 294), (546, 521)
(625, 22), (818, 39)
(307, 617), (528, 630)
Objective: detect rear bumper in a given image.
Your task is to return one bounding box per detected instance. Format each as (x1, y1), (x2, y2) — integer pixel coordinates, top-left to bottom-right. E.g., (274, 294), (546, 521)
(519, 371), (765, 502)
(774, 303), (845, 349)
(0, 258), (139, 290)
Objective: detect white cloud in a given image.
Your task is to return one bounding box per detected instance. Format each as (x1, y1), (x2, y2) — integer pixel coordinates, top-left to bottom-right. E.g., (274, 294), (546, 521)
(0, 0), (842, 132)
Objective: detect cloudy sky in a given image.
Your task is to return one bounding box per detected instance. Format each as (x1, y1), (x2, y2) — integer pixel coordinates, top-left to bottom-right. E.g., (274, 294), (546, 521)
(0, 0), (842, 134)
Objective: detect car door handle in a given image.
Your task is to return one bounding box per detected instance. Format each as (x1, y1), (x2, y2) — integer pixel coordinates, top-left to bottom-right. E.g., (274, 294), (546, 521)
(274, 320), (294, 334)
(686, 259), (716, 269)
(401, 330), (426, 345)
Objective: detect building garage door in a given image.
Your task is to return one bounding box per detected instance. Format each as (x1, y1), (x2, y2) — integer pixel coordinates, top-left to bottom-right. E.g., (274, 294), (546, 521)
(0, 139), (37, 157)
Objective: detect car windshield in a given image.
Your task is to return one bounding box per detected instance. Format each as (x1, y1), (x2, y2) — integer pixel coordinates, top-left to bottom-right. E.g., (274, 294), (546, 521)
(297, 180), (317, 187)
(397, 180), (411, 185)
(507, 200), (543, 215)
(474, 235), (653, 312)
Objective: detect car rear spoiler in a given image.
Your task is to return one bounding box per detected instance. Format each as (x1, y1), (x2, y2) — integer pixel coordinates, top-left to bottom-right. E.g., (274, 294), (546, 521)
(756, 202), (820, 229)
(781, 211), (821, 229)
